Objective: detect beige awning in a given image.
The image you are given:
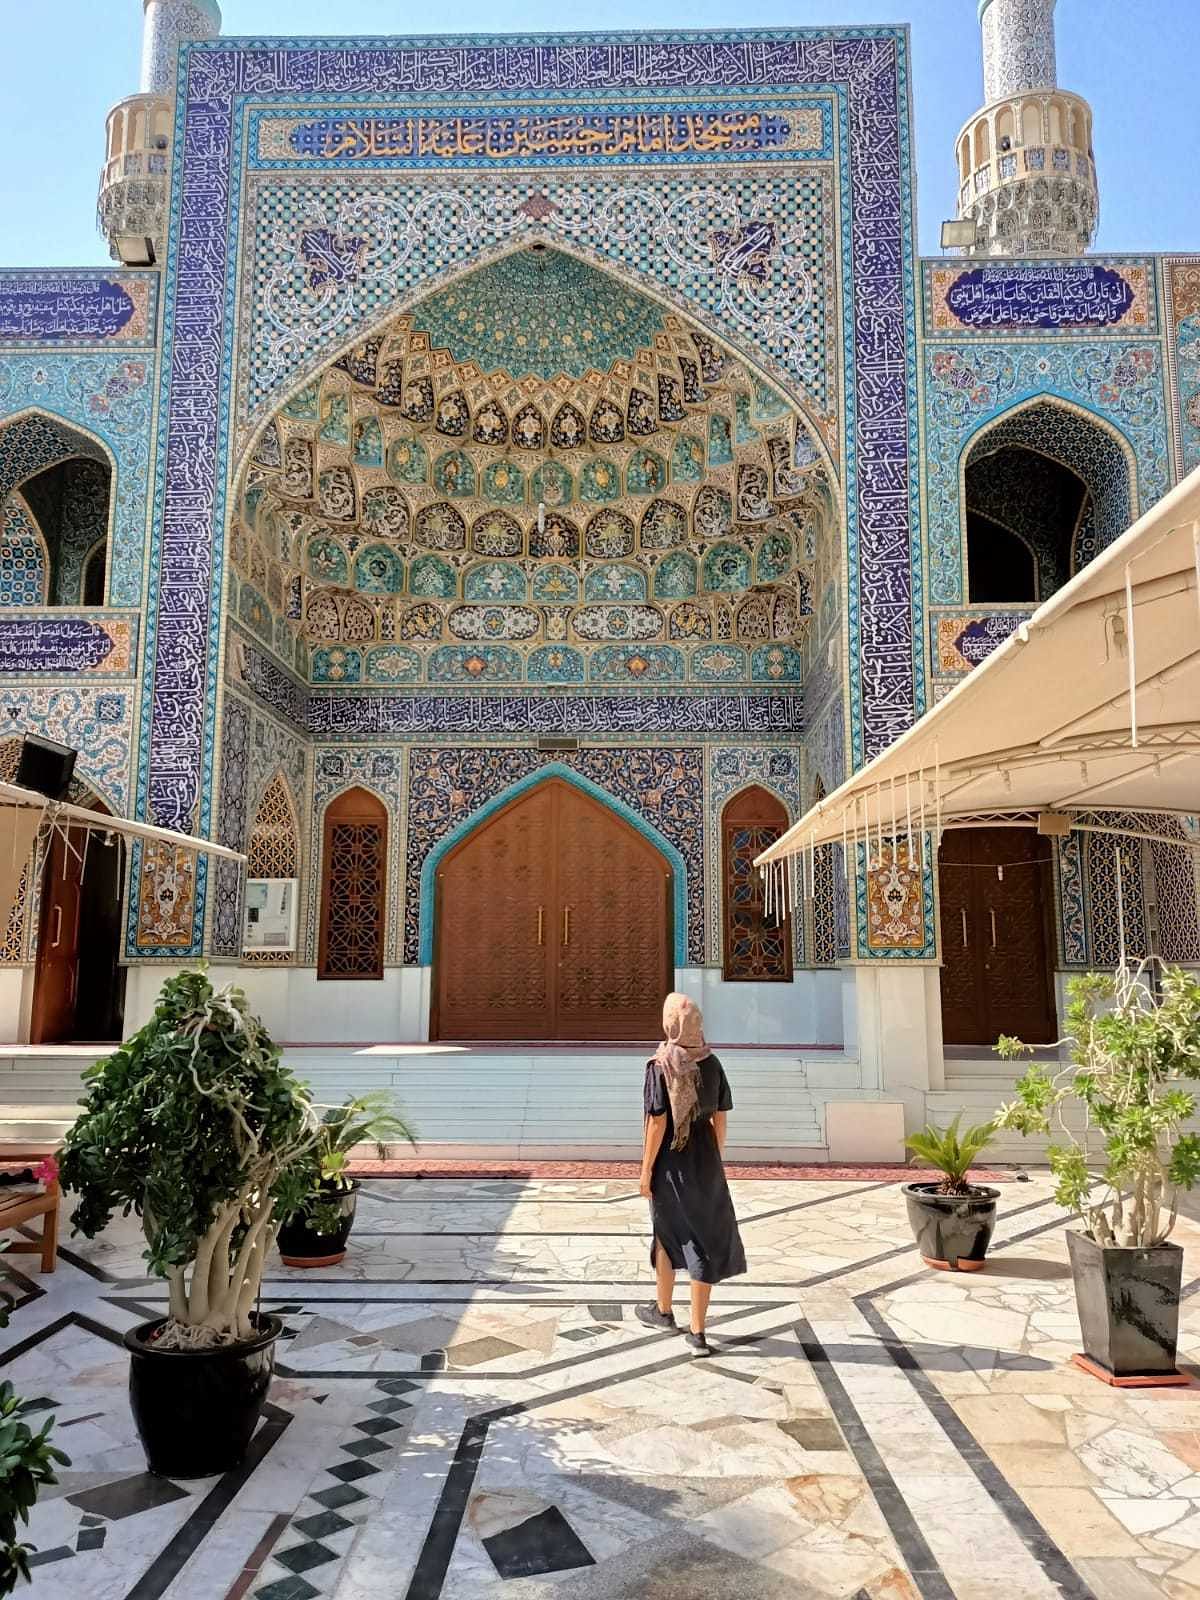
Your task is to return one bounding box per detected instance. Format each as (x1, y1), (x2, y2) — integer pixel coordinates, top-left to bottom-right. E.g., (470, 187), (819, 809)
(757, 463), (1200, 870)
(0, 780), (246, 923)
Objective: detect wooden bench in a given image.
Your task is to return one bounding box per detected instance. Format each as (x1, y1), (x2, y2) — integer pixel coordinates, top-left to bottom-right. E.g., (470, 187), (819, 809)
(0, 1143), (60, 1273)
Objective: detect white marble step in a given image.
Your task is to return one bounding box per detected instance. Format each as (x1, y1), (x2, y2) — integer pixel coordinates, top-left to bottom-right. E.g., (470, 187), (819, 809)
(0, 1047), (830, 1158)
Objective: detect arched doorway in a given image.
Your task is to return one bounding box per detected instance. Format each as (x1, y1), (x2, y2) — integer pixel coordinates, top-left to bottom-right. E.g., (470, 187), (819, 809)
(963, 401), (1134, 603)
(0, 415), (114, 608)
(31, 796), (126, 1044)
(433, 777), (672, 1041)
(938, 827), (1056, 1046)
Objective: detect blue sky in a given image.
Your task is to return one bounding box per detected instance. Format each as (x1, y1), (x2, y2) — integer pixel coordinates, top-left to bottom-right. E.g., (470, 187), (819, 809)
(2, 1), (1195, 267)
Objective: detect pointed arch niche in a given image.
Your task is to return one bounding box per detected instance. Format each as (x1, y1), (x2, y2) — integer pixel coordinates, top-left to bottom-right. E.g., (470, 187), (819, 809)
(0, 412), (114, 608)
(721, 785), (793, 982)
(230, 244), (831, 690)
(318, 786), (388, 980)
(245, 772), (301, 966)
(961, 399), (1136, 605)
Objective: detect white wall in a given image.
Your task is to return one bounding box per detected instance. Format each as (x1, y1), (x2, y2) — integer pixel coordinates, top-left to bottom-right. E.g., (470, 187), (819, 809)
(126, 962), (845, 1047)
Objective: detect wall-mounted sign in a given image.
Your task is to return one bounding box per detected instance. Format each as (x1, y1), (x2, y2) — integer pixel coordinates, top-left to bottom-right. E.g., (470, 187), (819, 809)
(242, 878), (298, 953)
(0, 617), (134, 676)
(0, 273), (156, 345)
(927, 262), (1151, 335)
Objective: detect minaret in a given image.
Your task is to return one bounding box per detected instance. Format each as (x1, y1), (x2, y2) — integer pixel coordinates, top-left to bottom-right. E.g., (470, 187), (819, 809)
(97, 0), (222, 265)
(954, 0), (1098, 257)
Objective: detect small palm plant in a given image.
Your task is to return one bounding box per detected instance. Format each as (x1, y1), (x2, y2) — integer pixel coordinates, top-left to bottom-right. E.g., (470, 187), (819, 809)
(905, 1115), (996, 1195)
(300, 1093), (417, 1234)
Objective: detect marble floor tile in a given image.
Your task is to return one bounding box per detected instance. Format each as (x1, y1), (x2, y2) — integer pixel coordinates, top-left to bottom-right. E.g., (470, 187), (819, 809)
(3, 1171), (1198, 1599)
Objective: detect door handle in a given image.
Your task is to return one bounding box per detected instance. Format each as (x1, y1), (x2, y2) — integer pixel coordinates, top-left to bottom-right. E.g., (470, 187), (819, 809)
(960, 908), (967, 948)
(51, 905), (63, 950)
(990, 907), (997, 948)
(537, 906), (544, 947)
(563, 905), (571, 947)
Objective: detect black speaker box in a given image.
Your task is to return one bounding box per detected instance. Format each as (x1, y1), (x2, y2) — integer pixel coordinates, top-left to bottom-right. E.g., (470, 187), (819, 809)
(14, 735), (77, 802)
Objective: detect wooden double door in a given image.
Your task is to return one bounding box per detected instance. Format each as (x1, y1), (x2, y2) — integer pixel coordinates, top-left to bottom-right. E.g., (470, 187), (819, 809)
(938, 826), (1057, 1046)
(31, 804), (126, 1045)
(433, 778), (672, 1041)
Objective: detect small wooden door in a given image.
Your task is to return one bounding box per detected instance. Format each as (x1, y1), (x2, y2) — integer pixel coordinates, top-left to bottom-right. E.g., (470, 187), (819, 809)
(434, 778), (671, 1041)
(31, 825), (87, 1045)
(939, 827), (1057, 1046)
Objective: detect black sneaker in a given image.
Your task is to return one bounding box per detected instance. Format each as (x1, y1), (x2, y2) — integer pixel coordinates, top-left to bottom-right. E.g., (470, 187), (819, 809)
(634, 1305), (677, 1331)
(684, 1331), (711, 1358)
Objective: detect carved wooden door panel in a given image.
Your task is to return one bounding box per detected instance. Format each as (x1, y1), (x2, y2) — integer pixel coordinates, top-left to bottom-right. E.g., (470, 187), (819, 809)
(434, 783), (555, 1039)
(553, 783), (672, 1042)
(433, 778), (670, 1042)
(939, 828), (1056, 1046)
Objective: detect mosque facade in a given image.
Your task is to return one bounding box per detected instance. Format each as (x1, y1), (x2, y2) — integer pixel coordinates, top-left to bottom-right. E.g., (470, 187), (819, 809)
(0, 2), (1197, 1113)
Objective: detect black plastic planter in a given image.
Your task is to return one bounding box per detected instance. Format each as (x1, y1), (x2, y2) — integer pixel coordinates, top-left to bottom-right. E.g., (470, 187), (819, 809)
(903, 1182), (1000, 1271)
(1066, 1229), (1184, 1382)
(277, 1181), (359, 1268)
(124, 1314), (281, 1477)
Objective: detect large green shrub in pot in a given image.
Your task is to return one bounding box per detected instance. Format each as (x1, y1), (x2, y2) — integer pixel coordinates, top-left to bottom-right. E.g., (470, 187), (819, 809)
(59, 968), (319, 1348)
(996, 964), (1200, 1245)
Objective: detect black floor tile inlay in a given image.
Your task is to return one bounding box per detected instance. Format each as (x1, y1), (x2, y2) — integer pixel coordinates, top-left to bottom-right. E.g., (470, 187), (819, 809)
(483, 1505), (596, 1580)
(311, 1482), (369, 1511)
(276, 1540), (338, 1575)
(342, 1435), (391, 1458)
(68, 1472), (189, 1520)
(254, 1576), (321, 1600)
(356, 1414), (402, 1436)
(293, 1509), (353, 1540)
(328, 1458), (380, 1484)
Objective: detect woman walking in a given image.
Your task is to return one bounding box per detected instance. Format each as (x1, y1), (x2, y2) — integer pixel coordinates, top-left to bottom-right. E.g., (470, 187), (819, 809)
(637, 992), (746, 1356)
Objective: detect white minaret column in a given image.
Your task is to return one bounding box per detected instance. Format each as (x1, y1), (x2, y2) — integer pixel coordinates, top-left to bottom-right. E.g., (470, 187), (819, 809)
(980, 0), (1057, 101)
(98, 0), (222, 262)
(954, 0), (1098, 256)
(140, 0), (222, 94)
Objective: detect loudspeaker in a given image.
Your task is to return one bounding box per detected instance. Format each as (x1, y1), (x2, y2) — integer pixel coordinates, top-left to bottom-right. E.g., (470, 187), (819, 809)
(14, 735), (77, 802)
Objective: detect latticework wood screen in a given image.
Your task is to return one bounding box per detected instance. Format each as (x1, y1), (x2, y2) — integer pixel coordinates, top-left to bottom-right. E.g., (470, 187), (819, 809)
(721, 785), (792, 982)
(318, 786), (387, 980)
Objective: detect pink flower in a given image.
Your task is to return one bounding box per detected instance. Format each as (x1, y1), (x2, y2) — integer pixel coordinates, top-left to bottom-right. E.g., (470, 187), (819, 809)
(34, 1156), (58, 1188)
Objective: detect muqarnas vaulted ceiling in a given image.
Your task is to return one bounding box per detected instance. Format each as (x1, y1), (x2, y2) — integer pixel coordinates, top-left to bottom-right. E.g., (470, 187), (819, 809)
(233, 248), (832, 688)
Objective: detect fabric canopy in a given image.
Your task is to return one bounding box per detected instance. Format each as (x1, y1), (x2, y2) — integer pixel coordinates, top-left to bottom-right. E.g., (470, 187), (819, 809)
(757, 463), (1200, 871)
(0, 780), (246, 924)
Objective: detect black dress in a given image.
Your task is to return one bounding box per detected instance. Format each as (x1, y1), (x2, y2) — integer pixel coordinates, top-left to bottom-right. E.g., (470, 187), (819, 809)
(644, 1053), (747, 1285)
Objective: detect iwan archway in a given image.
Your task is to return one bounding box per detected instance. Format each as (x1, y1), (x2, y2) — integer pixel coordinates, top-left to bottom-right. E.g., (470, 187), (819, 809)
(432, 775), (673, 1042)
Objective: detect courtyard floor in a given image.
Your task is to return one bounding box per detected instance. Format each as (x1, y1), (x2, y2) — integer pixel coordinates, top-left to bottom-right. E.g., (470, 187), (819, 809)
(4, 1173), (1200, 1600)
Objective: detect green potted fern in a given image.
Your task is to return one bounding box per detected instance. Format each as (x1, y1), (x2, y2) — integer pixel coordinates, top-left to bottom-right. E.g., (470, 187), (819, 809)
(903, 1115), (1000, 1271)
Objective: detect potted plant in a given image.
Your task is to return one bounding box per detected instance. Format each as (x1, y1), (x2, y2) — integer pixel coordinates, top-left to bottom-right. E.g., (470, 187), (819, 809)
(58, 969), (320, 1477)
(0, 1258), (68, 1593)
(277, 1093), (417, 1268)
(903, 1115), (1000, 1271)
(997, 964), (1200, 1384)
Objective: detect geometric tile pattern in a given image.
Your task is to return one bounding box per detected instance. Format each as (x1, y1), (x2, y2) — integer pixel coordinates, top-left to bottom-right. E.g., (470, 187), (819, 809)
(405, 749), (702, 964)
(14, 1173), (1200, 1600)
(143, 30), (918, 957)
(0, 359), (151, 608)
(923, 340), (1170, 607)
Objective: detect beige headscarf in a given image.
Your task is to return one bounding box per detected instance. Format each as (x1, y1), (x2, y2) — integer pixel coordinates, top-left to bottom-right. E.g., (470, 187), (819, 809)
(653, 992), (709, 1151)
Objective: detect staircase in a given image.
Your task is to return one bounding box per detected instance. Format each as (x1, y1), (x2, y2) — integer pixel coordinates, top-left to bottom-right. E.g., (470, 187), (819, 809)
(0, 1043), (832, 1161)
